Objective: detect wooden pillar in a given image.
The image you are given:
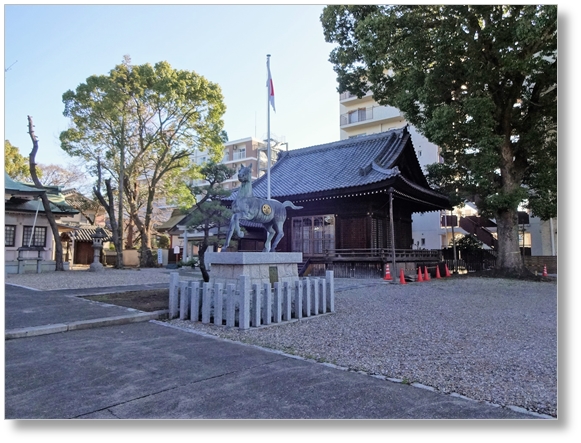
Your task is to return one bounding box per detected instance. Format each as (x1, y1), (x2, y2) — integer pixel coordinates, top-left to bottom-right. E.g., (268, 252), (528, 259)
(388, 188), (397, 275)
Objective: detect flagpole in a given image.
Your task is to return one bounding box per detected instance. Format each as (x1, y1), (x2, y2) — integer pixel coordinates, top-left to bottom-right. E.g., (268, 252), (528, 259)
(266, 54), (272, 200)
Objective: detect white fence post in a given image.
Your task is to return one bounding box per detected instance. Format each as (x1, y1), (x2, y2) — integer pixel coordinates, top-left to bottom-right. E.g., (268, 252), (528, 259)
(251, 284), (261, 327)
(311, 278), (319, 315)
(263, 282), (272, 325)
(326, 270), (335, 313)
(302, 278), (311, 317)
(282, 281), (291, 321)
(179, 280), (190, 320)
(273, 282), (282, 323)
(202, 282), (211, 324)
(169, 272), (180, 319)
(213, 283), (223, 326)
(319, 277), (326, 314)
(190, 281), (201, 322)
(226, 284), (236, 327)
(239, 276), (250, 330)
(294, 279), (303, 320)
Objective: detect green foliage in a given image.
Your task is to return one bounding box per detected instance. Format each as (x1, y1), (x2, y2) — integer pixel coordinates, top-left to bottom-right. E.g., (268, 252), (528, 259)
(157, 234), (170, 249)
(59, 57), (228, 266)
(5, 140), (32, 181)
(322, 5), (556, 220)
(321, 5), (557, 271)
(185, 161), (234, 232)
(178, 256), (199, 268)
(454, 235), (484, 252)
(182, 161), (233, 282)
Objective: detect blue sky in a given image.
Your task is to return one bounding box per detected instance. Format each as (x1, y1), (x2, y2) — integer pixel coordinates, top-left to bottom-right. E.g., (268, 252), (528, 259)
(3, 3), (341, 166)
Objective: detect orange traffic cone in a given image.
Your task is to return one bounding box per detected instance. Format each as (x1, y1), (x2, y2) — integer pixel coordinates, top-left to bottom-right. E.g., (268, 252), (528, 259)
(384, 264), (392, 281)
(417, 267), (424, 282)
(424, 266), (430, 281)
(542, 265), (548, 277)
(444, 263), (451, 277)
(436, 265), (441, 279)
(399, 268), (407, 285)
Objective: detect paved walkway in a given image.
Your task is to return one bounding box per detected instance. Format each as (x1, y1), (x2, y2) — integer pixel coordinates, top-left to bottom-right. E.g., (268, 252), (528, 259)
(4, 280), (543, 419)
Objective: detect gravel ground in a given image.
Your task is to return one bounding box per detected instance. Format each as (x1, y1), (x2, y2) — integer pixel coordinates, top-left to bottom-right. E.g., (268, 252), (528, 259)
(5, 269), (557, 417)
(4, 267), (183, 290)
(169, 277), (558, 418)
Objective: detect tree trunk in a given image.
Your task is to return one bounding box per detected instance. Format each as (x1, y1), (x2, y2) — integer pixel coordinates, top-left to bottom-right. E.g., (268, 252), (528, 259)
(125, 216), (134, 249)
(27, 116), (65, 271)
(198, 237), (210, 282)
(124, 177), (157, 268)
(126, 195), (156, 268)
(93, 159), (123, 268)
(495, 207), (527, 275)
(495, 134), (529, 276)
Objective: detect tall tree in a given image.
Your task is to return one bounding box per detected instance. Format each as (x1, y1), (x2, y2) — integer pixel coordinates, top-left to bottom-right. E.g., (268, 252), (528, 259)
(5, 140), (32, 181)
(181, 161), (233, 282)
(60, 57), (227, 267)
(321, 5), (557, 275)
(26, 116), (65, 271)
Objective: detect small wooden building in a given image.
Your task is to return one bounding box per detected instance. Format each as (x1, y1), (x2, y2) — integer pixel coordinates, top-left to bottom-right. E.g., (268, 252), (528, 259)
(224, 126), (452, 277)
(59, 225), (112, 265)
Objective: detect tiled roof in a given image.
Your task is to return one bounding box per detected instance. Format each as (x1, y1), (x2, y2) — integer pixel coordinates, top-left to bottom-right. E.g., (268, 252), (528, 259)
(5, 172), (79, 215)
(4, 173), (45, 197)
(157, 213), (188, 232)
(67, 226), (113, 242)
(228, 127), (429, 200)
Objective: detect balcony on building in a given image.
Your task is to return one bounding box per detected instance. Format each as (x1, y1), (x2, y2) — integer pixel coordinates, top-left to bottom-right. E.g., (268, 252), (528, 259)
(340, 104), (402, 129)
(339, 90), (375, 104)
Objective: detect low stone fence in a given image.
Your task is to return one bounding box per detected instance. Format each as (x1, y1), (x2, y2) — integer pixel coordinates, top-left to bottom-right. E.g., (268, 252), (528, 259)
(168, 271), (335, 330)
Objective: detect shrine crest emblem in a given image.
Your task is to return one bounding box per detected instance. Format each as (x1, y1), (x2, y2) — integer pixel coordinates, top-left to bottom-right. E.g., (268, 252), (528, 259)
(261, 204), (272, 215)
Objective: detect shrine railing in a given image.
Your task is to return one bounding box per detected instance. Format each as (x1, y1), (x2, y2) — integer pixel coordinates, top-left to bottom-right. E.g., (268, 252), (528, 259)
(316, 248), (442, 262)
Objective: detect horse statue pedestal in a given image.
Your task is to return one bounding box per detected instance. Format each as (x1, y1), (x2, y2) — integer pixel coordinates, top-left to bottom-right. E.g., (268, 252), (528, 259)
(205, 252), (303, 289)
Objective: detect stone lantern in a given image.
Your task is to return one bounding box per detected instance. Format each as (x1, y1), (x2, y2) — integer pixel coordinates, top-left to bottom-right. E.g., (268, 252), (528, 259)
(89, 227), (106, 272)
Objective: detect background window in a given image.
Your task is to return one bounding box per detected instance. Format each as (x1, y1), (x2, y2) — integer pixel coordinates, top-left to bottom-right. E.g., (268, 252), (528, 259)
(5, 225), (16, 247)
(22, 226), (47, 247)
(292, 215), (335, 255)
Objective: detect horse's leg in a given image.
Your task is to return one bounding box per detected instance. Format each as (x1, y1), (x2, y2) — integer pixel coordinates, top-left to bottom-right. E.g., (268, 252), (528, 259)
(263, 224), (275, 252)
(270, 220), (285, 251)
(222, 214), (239, 251)
(235, 216), (244, 238)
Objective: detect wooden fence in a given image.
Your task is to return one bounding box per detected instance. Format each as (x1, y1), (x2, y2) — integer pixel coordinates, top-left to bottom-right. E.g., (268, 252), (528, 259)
(169, 271), (335, 330)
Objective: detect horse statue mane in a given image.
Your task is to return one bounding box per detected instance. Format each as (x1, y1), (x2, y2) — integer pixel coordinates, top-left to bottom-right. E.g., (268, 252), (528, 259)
(222, 164), (302, 252)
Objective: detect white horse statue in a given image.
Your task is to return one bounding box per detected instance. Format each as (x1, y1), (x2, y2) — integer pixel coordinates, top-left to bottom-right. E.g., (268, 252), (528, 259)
(222, 164), (302, 252)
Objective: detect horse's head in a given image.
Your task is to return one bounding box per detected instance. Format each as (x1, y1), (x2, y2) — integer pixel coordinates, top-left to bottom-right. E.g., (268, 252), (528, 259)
(238, 164), (252, 183)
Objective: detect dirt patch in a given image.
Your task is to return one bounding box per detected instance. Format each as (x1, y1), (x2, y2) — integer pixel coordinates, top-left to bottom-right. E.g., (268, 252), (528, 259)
(84, 289), (169, 312)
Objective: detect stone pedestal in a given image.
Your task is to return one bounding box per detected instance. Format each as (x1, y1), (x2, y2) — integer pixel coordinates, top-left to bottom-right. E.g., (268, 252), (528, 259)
(89, 261), (104, 272)
(205, 252), (303, 289)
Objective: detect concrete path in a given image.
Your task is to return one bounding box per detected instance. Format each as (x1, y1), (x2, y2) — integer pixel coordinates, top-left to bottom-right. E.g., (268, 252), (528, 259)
(4, 283), (541, 419)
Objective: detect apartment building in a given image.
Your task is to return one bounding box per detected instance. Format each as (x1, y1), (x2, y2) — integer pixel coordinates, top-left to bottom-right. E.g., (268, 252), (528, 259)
(339, 90), (446, 250)
(191, 136), (285, 189)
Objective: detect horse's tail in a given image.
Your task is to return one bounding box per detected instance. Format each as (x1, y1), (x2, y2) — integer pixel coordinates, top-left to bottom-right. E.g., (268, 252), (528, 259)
(282, 201), (303, 210)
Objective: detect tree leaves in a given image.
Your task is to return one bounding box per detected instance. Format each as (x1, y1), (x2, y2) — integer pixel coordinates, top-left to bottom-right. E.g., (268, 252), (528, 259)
(60, 58), (228, 266)
(321, 5), (557, 221)
(322, 5), (556, 273)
